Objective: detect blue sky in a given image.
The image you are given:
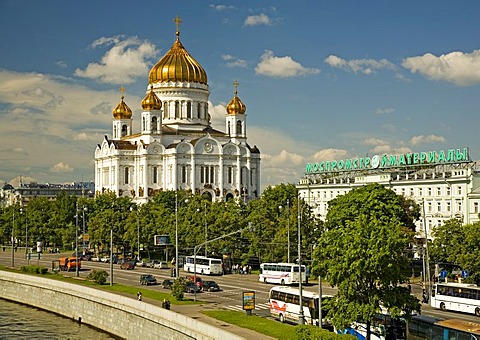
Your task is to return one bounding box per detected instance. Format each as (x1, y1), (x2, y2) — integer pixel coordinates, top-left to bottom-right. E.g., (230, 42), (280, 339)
(1, 1), (479, 190)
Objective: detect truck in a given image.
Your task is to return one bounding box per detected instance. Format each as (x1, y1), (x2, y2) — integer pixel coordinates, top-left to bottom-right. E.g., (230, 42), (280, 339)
(58, 257), (81, 271)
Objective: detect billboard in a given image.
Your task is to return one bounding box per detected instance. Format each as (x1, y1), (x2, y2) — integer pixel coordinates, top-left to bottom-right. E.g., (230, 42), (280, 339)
(154, 235), (171, 246)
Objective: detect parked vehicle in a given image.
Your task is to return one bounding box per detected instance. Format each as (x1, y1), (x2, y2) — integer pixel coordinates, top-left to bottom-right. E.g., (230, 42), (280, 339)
(202, 280), (220, 292)
(91, 255), (100, 262)
(120, 260), (135, 270)
(100, 256), (110, 263)
(162, 279), (175, 289)
(148, 260), (160, 268)
(140, 274), (157, 286)
(59, 257), (81, 271)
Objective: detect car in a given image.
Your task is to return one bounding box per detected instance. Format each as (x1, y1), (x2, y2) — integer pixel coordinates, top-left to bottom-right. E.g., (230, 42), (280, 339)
(120, 260), (135, 270)
(148, 260), (159, 268)
(100, 256), (110, 263)
(91, 255), (100, 262)
(186, 275), (203, 289)
(153, 261), (169, 269)
(162, 279), (175, 289)
(202, 280), (220, 292)
(184, 282), (201, 293)
(140, 274), (157, 286)
(136, 260), (147, 267)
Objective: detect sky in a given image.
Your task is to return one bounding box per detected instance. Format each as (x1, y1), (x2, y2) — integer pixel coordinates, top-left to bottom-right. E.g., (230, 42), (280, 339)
(1, 1), (480, 191)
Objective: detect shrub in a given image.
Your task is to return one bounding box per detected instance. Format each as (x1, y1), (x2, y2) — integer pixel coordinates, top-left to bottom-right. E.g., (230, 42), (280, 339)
(20, 265), (48, 274)
(87, 270), (108, 285)
(296, 325), (356, 340)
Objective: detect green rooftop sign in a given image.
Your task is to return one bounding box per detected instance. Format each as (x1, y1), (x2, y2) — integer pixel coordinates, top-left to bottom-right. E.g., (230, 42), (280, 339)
(305, 148), (470, 174)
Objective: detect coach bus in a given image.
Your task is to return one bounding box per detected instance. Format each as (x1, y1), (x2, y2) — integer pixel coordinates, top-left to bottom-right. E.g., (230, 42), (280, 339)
(183, 256), (223, 275)
(259, 262), (306, 285)
(408, 314), (480, 339)
(431, 282), (480, 316)
(269, 285), (331, 328)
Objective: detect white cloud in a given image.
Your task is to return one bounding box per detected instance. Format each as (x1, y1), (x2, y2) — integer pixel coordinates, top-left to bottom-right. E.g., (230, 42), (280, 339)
(221, 54), (247, 68)
(363, 137), (389, 146)
(374, 107), (395, 115)
(244, 13), (272, 26)
(325, 55), (396, 75)
(75, 36), (158, 84)
(410, 135), (446, 145)
(209, 4), (235, 11)
(255, 50), (320, 78)
(402, 49), (480, 86)
(312, 148), (348, 160)
(49, 162), (74, 173)
(370, 145), (391, 154)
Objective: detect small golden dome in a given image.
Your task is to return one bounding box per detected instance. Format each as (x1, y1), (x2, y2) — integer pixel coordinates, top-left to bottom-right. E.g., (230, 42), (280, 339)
(148, 17), (207, 85)
(226, 80), (246, 115)
(141, 86), (162, 110)
(112, 87), (133, 119)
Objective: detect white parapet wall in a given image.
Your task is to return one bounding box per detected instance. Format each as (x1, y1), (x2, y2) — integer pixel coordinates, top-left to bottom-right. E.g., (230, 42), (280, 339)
(0, 271), (244, 340)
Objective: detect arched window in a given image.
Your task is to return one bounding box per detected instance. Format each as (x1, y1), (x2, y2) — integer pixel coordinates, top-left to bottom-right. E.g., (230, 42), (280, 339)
(181, 165), (187, 183)
(163, 101), (169, 118)
(151, 117), (157, 132)
(197, 102), (202, 118)
(153, 166), (158, 184)
(124, 167), (129, 184)
(113, 126), (117, 138)
(121, 124), (128, 137)
(142, 117), (146, 131)
(236, 120), (242, 135)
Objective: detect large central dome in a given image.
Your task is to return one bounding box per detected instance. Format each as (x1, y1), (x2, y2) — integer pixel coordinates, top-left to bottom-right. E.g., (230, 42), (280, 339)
(148, 30), (207, 85)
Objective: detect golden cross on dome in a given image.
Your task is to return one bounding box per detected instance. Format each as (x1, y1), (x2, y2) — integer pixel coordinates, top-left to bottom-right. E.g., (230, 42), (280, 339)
(233, 80), (239, 95)
(174, 16), (182, 34)
(119, 86), (125, 99)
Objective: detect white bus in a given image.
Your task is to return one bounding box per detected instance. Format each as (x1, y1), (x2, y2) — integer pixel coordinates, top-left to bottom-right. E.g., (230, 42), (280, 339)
(269, 286), (331, 327)
(183, 256), (223, 275)
(259, 262), (306, 285)
(431, 282), (480, 316)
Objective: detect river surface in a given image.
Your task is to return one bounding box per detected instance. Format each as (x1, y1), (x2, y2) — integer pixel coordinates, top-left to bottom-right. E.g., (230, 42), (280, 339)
(0, 299), (120, 339)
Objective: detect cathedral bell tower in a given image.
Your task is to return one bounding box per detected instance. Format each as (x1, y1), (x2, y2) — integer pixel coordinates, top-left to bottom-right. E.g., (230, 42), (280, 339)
(225, 80), (247, 144)
(112, 86), (133, 140)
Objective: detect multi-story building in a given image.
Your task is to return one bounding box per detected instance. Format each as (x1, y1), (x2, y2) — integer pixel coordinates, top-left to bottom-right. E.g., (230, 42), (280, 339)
(297, 147), (480, 243)
(94, 18), (261, 204)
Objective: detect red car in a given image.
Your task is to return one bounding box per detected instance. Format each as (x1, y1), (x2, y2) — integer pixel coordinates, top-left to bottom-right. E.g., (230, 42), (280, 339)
(186, 275), (203, 289)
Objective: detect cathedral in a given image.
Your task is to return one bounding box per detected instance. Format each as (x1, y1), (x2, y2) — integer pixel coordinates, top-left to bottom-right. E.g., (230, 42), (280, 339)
(94, 18), (261, 204)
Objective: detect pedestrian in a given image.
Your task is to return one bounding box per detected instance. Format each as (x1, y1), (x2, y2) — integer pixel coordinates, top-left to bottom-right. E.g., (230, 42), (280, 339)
(137, 292), (142, 301)
(162, 298), (170, 310)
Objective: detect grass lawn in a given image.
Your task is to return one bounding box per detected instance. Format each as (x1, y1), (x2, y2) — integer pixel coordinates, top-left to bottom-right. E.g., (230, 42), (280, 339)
(202, 310), (298, 340)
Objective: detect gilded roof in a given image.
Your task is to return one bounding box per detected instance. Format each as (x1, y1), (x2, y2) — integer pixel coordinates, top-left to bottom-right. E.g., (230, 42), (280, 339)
(112, 87), (132, 119)
(148, 20), (207, 85)
(141, 86), (162, 110)
(226, 80), (246, 115)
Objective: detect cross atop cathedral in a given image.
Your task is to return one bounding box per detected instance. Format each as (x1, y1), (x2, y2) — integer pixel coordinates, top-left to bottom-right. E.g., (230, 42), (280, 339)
(174, 16), (182, 35)
(120, 86), (125, 99)
(233, 80), (239, 95)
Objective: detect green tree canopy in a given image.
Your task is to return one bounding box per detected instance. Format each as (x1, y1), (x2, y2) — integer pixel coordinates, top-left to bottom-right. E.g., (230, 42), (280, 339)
(312, 183), (420, 339)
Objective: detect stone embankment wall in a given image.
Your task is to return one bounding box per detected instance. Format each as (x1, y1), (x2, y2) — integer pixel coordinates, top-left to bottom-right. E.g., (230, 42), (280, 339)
(0, 271), (244, 340)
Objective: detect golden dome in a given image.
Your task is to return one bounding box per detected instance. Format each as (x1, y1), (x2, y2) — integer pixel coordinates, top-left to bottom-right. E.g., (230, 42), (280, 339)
(112, 87), (132, 119)
(226, 80), (246, 115)
(148, 17), (207, 85)
(141, 86), (162, 110)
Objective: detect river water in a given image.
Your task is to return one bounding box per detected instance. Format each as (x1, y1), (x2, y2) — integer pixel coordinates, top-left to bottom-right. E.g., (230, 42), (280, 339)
(0, 299), (120, 339)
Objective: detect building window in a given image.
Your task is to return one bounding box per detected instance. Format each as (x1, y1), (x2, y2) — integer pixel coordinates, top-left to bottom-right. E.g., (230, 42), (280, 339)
(457, 201), (462, 212)
(457, 186), (462, 195)
(410, 188), (414, 196)
(151, 117), (157, 132)
(124, 167), (129, 184)
(446, 186), (451, 195)
(201, 166), (215, 184)
(474, 202), (479, 213)
(121, 124), (128, 137)
(401, 188), (406, 196)
(181, 165), (187, 183)
(437, 202), (441, 212)
(227, 166), (233, 184)
(143, 117), (146, 131)
(187, 102), (192, 119)
(164, 101), (169, 118)
(153, 166), (158, 184)
(419, 188), (423, 196)
(197, 103), (202, 118)
(428, 202), (432, 213)
(236, 120), (242, 135)
(437, 187), (441, 196)
(175, 101), (180, 118)
(446, 202), (451, 212)
(428, 187), (432, 196)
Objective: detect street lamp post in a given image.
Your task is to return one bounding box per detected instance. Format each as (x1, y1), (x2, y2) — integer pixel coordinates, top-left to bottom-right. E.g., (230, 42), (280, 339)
(297, 196), (305, 325)
(175, 192), (179, 278)
(75, 203), (79, 277)
(82, 206), (87, 254)
(11, 208), (15, 267)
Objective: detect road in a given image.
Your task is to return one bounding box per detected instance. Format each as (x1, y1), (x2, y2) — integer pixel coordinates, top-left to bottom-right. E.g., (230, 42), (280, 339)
(1, 249), (479, 324)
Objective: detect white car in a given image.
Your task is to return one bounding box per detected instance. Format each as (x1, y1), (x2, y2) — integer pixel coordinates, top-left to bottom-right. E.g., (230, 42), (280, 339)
(100, 256), (110, 263)
(153, 261), (168, 269)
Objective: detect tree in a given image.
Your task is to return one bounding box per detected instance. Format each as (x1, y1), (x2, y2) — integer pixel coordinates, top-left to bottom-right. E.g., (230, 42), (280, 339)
(313, 183), (420, 339)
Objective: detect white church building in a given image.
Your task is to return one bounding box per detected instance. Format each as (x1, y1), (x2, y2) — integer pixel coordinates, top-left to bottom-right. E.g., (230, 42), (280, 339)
(94, 18), (261, 204)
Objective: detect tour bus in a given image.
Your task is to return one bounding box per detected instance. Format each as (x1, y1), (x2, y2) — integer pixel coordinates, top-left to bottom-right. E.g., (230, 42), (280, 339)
(336, 309), (407, 340)
(259, 262), (306, 285)
(408, 314), (480, 339)
(430, 282), (480, 316)
(183, 256), (223, 275)
(269, 286), (331, 328)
